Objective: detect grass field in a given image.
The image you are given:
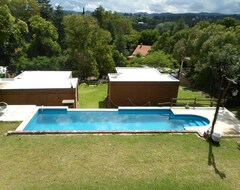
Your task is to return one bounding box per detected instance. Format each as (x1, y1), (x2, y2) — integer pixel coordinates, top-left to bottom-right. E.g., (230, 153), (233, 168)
(0, 122), (240, 190)
(78, 83), (107, 108)
(176, 86), (211, 106)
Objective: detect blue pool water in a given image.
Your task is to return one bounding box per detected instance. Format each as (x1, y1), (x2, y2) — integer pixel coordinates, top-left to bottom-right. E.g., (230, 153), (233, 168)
(23, 108), (210, 131)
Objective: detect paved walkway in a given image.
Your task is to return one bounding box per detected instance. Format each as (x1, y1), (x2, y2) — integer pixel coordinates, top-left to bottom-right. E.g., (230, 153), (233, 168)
(171, 107), (240, 136)
(0, 105), (37, 121)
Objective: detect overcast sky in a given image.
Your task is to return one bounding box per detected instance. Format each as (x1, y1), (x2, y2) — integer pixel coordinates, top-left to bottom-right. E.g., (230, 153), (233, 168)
(50, 0), (240, 14)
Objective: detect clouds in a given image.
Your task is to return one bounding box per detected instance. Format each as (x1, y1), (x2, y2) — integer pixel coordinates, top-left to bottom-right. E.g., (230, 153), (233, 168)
(50, 0), (240, 14)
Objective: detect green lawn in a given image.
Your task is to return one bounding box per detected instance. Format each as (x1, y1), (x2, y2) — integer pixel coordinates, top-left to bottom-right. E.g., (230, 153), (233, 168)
(1, 122), (240, 190)
(177, 86), (208, 99)
(78, 83), (107, 108)
(177, 86), (211, 106)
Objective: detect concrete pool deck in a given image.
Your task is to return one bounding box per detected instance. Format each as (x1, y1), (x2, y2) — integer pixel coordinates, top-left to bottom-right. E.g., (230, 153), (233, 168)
(1, 106), (240, 137)
(171, 107), (240, 137)
(0, 105), (37, 122)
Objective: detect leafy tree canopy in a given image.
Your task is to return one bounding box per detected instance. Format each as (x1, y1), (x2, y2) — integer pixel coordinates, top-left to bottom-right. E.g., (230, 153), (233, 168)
(28, 15), (61, 57)
(129, 51), (177, 69)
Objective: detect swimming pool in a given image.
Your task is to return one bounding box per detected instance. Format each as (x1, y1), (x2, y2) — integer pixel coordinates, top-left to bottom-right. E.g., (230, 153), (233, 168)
(21, 108), (210, 132)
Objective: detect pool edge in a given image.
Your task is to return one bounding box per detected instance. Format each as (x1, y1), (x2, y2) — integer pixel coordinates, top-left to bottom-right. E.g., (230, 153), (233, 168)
(6, 130), (198, 136)
(13, 106), (211, 136)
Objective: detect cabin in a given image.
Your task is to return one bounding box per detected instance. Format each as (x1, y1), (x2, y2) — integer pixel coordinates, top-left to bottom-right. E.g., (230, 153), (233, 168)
(0, 71), (78, 108)
(107, 67), (179, 107)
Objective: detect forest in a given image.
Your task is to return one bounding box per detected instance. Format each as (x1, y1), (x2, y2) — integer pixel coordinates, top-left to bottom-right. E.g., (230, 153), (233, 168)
(0, 0), (240, 103)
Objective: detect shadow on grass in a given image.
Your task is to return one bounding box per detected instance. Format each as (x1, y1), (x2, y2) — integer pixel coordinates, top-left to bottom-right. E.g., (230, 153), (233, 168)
(98, 99), (107, 108)
(228, 107), (240, 120)
(181, 86), (210, 96)
(181, 86), (201, 92)
(208, 139), (226, 179)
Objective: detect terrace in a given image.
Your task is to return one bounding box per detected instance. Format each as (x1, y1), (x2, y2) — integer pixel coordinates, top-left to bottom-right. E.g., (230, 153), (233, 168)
(0, 84), (239, 189)
(1, 84), (239, 137)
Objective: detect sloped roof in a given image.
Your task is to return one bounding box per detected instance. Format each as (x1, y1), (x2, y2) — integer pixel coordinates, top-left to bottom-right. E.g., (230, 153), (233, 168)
(131, 44), (152, 57)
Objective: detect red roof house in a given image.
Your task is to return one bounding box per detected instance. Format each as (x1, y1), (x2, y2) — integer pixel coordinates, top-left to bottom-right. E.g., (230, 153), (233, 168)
(128, 44), (151, 59)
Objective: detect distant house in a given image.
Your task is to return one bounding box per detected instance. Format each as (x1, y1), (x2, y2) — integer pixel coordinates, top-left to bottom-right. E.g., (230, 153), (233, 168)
(107, 67), (179, 107)
(0, 71), (78, 108)
(128, 44), (152, 59)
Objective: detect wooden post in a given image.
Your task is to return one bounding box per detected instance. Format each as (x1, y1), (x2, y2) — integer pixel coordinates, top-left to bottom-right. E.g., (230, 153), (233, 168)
(194, 97), (197, 107)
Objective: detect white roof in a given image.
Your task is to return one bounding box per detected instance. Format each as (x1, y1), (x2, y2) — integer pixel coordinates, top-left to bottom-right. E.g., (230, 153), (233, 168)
(14, 71), (72, 80)
(108, 67), (179, 82)
(0, 71), (78, 90)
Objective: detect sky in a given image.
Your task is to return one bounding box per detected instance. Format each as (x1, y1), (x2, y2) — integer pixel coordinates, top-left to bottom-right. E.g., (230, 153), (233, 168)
(50, 0), (240, 14)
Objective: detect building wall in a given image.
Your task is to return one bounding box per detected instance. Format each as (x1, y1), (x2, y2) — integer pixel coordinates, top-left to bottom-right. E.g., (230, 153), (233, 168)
(108, 82), (179, 107)
(0, 88), (78, 108)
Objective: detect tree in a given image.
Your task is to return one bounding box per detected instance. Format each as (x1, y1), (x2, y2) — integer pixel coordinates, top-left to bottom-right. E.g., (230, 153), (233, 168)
(130, 51), (177, 69)
(28, 15), (61, 58)
(172, 29), (190, 61)
(0, 4), (13, 44)
(114, 34), (128, 56)
(155, 22), (176, 35)
(125, 30), (140, 55)
(112, 50), (128, 67)
(217, 17), (240, 28)
(152, 32), (170, 51)
(93, 28), (115, 77)
(9, 0), (40, 22)
(63, 14), (99, 79)
(138, 29), (158, 45)
(63, 14), (115, 79)
(0, 0), (9, 5)
(0, 4), (28, 71)
(188, 23), (240, 95)
(37, 0), (53, 21)
(95, 46), (115, 78)
(72, 50), (99, 80)
(173, 17), (188, 34)
(52, 5), (65, 46)
(17, 56), (60, 72)
(173, 38), (188, 62)
(92, 5), (106, 28)
(63, 14), (99, 51)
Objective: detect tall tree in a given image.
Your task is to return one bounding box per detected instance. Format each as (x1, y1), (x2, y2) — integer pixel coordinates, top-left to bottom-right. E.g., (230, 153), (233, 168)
(92, 5), (106, 28)
(37, 0), (53, 21)
(52, 5), (64, 47)
(114, 34), (128, 56)
(63, 14), (115, 79)
(0, 4), (28, 70)
(28, 15), (61, 57)
(62, 13), (97, 78)
(188, 23), (240, 94)
(63, 14), (99, 51)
